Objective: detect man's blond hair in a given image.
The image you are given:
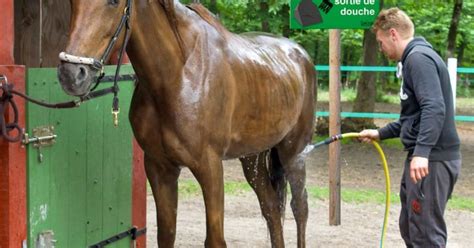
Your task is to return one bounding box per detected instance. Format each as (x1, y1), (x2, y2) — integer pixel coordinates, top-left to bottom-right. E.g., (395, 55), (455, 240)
(372, 8), (414, 39)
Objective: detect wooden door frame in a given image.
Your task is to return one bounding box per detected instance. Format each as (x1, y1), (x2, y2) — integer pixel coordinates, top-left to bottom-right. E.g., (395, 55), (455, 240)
(0, 0), (27, 247)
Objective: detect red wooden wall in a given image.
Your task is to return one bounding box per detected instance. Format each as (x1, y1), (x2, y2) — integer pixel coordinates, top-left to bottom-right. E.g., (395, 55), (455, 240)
(0, 0), (27, 247)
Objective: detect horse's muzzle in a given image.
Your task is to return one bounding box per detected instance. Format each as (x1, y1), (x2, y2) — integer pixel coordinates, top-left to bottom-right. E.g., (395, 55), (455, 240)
(57, 62), (97, 97)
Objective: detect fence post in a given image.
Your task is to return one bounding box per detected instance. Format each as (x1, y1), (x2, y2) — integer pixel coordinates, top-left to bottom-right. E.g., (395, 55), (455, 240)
(447, 58), (457, 112)
(329, 29), (341, 226)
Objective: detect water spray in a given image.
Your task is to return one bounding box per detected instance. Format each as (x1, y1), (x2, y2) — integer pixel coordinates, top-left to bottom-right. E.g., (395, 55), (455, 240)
(307, 132), (391, 248)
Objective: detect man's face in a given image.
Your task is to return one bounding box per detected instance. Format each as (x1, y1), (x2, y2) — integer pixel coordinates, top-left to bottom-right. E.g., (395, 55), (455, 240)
(376, 29), (397, 60)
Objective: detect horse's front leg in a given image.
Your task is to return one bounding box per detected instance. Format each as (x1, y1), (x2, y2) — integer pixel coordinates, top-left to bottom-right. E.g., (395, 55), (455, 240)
(189, 150), (226, 248)
(145, 153), (181, 248)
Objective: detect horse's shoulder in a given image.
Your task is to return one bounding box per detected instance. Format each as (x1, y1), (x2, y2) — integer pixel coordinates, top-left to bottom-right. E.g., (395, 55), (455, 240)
(186, 3), (228, 37)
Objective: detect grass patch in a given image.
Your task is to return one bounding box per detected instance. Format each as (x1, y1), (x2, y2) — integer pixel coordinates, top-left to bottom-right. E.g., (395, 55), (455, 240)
(457, 97), (474, 109)
(178, 180), (252, 198)
(318, 88), (357, 102)
(318, 88), (474, 111)
(377, 93), (400, 104)
(379, 138), (404, 149)
(307, 187), (399, 205)
(170, 180), (474, 212)
(447, 195), (474, 211)
(312, 135), (326, 143)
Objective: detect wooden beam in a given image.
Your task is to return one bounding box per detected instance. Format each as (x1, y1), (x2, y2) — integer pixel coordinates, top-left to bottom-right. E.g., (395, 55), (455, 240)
(0, 65), (27, 248)
(14, 0), (70, 67)
(0, 0), (14, 64)
(132, 140), (146, 247)
(1, 0), (27, 246)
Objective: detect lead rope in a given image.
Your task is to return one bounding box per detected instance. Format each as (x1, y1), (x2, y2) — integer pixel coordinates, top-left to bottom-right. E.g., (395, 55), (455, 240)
(111, 5), (132, 127)
(0, 76), (23, 142)
(0, 74), (137, 143)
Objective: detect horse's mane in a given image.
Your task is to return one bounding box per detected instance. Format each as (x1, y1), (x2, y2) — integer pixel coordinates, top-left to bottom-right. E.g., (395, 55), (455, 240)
(187, 3), (228, 38)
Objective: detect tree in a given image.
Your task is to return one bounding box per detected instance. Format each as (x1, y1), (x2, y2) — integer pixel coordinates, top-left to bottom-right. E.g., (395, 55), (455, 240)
(446, 0), (463, 59)
(349, 0), (384, 129)
(259, 1), (270, 32)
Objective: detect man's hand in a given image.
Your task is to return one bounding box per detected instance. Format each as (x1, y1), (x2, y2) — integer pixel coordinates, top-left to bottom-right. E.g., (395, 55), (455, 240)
(410, 156), (429, 183)
(358, 129), (380, 143)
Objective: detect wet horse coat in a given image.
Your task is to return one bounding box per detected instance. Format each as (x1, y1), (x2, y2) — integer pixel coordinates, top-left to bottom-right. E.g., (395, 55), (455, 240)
(58, 1), (316, 247)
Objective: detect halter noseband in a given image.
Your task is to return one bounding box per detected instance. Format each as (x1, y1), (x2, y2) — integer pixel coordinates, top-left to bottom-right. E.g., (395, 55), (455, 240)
(58, 0), (132, 126)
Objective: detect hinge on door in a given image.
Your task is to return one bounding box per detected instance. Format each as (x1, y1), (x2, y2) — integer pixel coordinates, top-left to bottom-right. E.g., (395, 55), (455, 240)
(22, 125), (57, 163)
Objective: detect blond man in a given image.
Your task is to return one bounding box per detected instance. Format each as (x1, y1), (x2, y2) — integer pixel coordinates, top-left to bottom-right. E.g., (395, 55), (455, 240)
(358, 8), (461, 247)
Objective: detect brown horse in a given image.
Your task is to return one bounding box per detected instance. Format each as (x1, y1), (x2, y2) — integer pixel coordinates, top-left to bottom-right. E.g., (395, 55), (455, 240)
(57, 0), (316, 247)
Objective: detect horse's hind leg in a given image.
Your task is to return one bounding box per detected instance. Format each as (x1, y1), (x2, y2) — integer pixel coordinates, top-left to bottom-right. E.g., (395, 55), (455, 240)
(276, 145), (309, 248)
(239, 150), (285, 248)
(145, 154), (181, 248)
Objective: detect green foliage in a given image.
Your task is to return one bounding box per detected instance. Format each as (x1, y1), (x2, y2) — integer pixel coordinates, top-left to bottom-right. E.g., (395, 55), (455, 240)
(318, 88), (357, 102)
(182, 1), (474, 97)
(380, 138), (404, 149)
(186, 0), (474, 67)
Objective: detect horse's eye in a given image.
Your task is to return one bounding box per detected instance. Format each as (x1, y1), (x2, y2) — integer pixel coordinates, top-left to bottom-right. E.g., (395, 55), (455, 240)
(108, 0), (119, 6)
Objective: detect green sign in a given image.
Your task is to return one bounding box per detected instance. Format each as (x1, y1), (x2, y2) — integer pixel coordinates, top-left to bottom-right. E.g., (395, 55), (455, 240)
(290, 0), (380, 29)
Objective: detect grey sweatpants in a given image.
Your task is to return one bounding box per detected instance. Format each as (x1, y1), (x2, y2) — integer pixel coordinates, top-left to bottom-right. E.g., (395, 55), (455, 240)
(399, 158), (462, 247)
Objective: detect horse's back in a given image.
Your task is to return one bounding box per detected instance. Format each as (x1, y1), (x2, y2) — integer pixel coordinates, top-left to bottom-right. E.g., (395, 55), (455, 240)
(220, 33), (315, 157)
(177, 4), (316, 158)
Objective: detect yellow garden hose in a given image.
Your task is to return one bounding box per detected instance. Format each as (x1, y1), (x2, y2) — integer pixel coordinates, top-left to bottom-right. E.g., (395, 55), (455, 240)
(309, 132), (391, 248)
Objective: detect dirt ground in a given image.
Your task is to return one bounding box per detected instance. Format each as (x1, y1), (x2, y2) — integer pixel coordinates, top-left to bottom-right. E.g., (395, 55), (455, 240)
(146, 103), (474, 247)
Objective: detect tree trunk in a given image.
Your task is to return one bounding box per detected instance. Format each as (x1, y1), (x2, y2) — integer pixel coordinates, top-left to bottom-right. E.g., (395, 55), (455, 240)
(280, 3), (291, 38)
(379, 55), (389, 91)
(457, 32), (467, 66)
(209, 0), (218, 15)
(260, 1), (270, 32)
(347, 0), (383, 130)
(351, 29), (378, 128)
(446, 0), (463, 59)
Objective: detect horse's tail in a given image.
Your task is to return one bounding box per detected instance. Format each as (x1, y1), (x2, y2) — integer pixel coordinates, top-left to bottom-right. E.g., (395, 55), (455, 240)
(269, 148), (287, 220)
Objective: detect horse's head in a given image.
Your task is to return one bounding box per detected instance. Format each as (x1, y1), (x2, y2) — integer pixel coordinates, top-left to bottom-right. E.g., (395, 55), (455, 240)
(58, 0), (132, 97)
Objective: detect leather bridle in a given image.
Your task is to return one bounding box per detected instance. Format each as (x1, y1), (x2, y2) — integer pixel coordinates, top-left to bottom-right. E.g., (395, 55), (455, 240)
(59, 0), (133, 126)
(1, 0), (134, 143)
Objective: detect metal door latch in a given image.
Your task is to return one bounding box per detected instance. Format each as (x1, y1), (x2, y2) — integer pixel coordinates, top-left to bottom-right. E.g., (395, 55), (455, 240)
(22, 125), (57, 163)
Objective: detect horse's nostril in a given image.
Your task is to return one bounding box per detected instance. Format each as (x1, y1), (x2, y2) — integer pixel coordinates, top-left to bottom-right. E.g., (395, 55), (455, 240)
(76, 66), (88, 82)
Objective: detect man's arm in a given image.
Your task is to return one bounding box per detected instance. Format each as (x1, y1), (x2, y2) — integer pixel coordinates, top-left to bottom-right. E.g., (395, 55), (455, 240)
(358, 120), (401, 143)
(406, 53), (445, 183)
(378, 120), (401, 140)
(406, 53), (446, 158)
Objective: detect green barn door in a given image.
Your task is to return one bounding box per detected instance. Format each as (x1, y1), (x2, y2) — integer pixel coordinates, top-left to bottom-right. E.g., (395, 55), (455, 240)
(26, 66), (136, 248)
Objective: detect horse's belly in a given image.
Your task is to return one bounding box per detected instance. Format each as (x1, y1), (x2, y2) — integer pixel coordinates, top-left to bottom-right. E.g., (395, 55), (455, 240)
(223, 108), (300, 158)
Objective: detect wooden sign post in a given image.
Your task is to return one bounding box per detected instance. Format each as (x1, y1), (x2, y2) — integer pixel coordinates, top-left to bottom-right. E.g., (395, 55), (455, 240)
(291, 0), (380, 225)
(328, 29), (342, 225)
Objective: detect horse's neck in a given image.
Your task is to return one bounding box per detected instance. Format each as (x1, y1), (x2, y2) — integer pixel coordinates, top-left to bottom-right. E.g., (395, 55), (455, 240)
(128, 1), (196, 88)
